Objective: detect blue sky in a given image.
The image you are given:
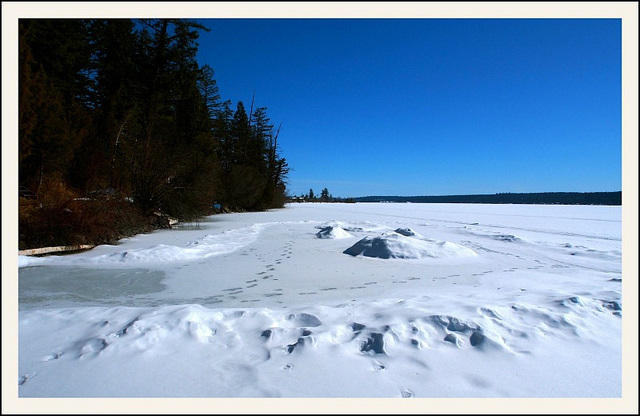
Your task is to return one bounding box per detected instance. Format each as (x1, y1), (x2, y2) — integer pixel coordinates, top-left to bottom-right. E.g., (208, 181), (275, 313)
(194, 18), (621, 198)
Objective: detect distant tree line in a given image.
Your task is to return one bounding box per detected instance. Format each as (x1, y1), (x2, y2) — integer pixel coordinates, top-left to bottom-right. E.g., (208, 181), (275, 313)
(355, 192), (622, 206)
(19, 19), (289, 249)
(289, 188), (355, 203)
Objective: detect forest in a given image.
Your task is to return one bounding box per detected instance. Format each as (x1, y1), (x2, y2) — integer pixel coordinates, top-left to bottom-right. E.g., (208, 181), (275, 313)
(355, 192), (622, 205)
(19, 19), (290, 250)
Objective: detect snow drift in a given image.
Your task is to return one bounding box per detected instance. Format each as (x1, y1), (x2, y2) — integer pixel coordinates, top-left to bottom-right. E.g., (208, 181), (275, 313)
(343, 230), (477, 259)
(315, 225), (354, 239)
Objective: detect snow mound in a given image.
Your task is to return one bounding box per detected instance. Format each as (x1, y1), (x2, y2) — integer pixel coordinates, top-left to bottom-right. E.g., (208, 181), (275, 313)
(315, 226), (354, 239)
(343, 231), (477, 259)
(394, 227), (423, 238)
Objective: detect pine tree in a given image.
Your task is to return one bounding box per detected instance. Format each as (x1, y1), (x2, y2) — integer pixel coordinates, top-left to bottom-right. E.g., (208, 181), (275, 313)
(232, 101), (251, 166)
(320, 188), (330, 202)
(198, 64), (221, 120)
(214, 100), (235, 174)
(248, 106), (270, 172)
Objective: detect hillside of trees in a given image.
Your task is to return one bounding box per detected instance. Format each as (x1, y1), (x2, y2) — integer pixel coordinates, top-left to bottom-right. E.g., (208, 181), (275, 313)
(19, 19), (289, 250)
(355, 192), (622, 205)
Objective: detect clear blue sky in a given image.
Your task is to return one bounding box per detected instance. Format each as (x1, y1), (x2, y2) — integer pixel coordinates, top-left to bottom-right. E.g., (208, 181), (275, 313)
(194, 18), (621, 198)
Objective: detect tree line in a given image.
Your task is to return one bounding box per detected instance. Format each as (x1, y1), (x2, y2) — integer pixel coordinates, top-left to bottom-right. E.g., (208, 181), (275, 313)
(19, 19), (289, 248)
(355, 192), (622, 205)
(289, 188), (356, 203)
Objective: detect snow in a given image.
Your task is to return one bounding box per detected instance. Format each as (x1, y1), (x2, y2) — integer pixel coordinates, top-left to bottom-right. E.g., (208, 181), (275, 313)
(315, 222), (354, 239)
(13, 202), (630, 409)
(343, 230), (478, 259)
(19, 222), (273, 267)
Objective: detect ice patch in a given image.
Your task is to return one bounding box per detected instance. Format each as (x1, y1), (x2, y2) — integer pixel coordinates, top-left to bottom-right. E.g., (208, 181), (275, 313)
(18, 256), (49, 268)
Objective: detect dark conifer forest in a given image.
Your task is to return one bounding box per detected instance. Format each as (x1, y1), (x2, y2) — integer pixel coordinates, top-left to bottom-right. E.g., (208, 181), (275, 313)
(19, 19), (289, 249)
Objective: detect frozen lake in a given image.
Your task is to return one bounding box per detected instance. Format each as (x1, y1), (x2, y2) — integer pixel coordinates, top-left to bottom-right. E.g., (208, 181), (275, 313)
(17, 202), (624, 402)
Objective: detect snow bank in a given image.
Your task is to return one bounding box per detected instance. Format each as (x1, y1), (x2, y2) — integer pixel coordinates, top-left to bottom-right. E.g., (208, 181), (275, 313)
(18, 223), (273, 268)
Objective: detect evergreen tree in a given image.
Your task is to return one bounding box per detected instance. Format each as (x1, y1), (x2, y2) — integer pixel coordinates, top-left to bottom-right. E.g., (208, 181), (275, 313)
(198, 64), (221, 119)
(232, 101), (251, 166)
(320, 188), (330, 202)
(213, 100), (235, 173)
(224, 101), (269, 209)
(248, 107), (270, 171)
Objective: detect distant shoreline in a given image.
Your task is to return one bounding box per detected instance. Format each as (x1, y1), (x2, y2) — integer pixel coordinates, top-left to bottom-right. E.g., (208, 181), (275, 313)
(354, 191), (622, 206)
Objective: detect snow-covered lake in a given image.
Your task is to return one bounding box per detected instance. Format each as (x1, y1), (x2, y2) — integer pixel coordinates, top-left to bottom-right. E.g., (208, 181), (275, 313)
(17, 202), (624, 401)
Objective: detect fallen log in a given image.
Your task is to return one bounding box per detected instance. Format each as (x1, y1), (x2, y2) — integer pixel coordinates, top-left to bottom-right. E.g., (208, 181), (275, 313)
(18, 244), (96, 256)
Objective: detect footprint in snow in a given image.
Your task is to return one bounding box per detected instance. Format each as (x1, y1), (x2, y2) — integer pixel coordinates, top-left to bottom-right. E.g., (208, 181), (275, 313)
(19, 373), (36, 385)
(264, 293), (283, 297)
(43, 352), (63, 361)
(372, 360), (386, 371)
(400, 388), (414, 398)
